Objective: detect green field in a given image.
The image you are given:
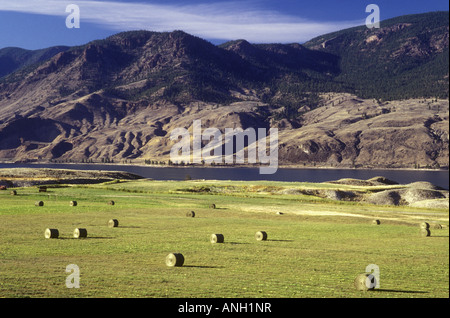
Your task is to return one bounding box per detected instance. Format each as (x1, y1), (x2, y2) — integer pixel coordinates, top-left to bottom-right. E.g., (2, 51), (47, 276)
(0, 179), (448, 298)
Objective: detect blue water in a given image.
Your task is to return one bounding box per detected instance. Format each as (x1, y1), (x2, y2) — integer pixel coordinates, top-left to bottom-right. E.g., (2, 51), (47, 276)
(1, 163), (448, 189)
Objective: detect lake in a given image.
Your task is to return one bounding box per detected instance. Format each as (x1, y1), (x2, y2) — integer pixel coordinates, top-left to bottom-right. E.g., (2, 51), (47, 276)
(0, 163), (448, 189)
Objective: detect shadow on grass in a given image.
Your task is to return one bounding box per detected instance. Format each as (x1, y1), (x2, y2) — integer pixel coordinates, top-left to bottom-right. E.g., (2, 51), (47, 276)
(373, 289), (428, 294)
(267, 239), (294, 242)
(182, 265), (224, 269)
(225, 242), (250, 245)
(56, 236), (114, 240)
(117, 226), (141, 229)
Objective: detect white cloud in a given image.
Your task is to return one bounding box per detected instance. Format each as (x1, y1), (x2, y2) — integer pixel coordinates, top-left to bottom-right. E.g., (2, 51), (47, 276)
(0, 0), (363, 43)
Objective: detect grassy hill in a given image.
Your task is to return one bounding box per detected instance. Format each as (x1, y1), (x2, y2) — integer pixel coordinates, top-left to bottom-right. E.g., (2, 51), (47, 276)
(0, 46), (69, 78)
(304, 11), (449, 100)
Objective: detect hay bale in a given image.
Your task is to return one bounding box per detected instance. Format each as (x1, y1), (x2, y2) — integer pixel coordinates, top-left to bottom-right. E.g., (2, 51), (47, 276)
(73, 228), (87, 238)
(210, 234), (224, 244)
(372, 219), (381, 225)
(186, 211), (195, 217)
(255, 231), (268, 241)
(431, 223), (442, 230)
(108, 219), (119, 228)
(420, 228), (431, 237)
(276, 212), (284, 215)
(354, 273), (376, 291)
(70, 201), (77, 207)
(166, 253), (184, 267)
(108, 200), (115, 206)
(209, 204), (216, 209)
(10, 190), (17, 196)
(38, 186), (47, 193)
(44, 228), (59, 239)
(420, 222), (430, 229)
(0, 185), (6, 190)
(35, 201), (44, 207)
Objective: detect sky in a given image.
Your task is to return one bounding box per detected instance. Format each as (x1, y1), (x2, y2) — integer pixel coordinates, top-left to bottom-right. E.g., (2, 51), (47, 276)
(0, 0), (448, 50)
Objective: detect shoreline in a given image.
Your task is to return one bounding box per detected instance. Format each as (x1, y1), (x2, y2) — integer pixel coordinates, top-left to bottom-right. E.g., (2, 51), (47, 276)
(0, 160), (447, 173)
(1, 161), (448, 190)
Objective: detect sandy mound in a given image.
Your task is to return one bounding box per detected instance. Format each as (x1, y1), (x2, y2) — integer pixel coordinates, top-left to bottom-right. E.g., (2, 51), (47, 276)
(329, 176), (399, 187)
(402, 188), (446, 204)
(364, 186), (448, 206)
(407, 181), (446, 191)
(365, 190), (404, 206)
(367, 176), (399, 185)
(326, 176), (448, 207)
(410, 199), (449, 209)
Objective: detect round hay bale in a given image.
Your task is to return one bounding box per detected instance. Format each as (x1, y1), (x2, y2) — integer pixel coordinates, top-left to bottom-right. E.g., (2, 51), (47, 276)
(70, 201), (77, 207)
(73, 228), (87, 239)
(255, 231), (268, 241)
(108, 219), (119, 228)
(35, 201), (44, 207)
(186, 211), (195, 217)
(44, 228), (59, 239)
(10, 190), (17, 196)
(166, 253), (184, 267)
(276, 212), (284, 215)
(38, 186), (47, 193)
(354, 273), (376, 291)
(372, 219), (381, 225)
(108, 200), (115, 206)
(431, 223), (442, 230)
(209, 204), (216, 209)
(210, 234), (224, 244)
(420, 228), (431, 237)
(420, 222), (430, 229)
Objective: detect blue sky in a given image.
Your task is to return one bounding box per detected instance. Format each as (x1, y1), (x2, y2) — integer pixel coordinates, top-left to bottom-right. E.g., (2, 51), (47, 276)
(0, 0), (448, 50)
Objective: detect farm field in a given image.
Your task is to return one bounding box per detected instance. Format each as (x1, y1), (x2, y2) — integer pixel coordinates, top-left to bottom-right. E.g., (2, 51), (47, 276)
(0, 178), (448, 298)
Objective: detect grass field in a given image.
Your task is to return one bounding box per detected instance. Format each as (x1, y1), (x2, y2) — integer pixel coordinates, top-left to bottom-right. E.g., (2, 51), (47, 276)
(0, 179), (448, 298)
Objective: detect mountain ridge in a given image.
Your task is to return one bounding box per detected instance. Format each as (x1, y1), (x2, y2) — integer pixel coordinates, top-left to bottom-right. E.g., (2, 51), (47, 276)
(0, 11), (448, 168)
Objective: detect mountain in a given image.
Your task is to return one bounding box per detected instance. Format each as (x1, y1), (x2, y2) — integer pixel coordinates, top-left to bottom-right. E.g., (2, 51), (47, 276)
(304, 11), (449, 100)
(0, 46), (69, 79)
(0, 12), (448, 169)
